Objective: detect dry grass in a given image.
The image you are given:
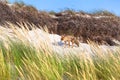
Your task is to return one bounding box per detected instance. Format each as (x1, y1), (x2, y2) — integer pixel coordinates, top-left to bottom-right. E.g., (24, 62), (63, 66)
(0, 23), (120, 80)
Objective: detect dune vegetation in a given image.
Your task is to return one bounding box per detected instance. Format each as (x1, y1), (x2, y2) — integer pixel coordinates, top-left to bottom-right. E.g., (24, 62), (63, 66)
(0, 2), (120, 46)
(0, 23), (120, 80)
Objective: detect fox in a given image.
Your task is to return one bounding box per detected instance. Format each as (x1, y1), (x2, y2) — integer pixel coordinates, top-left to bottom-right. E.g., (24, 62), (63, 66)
(61, 35), (79, 47)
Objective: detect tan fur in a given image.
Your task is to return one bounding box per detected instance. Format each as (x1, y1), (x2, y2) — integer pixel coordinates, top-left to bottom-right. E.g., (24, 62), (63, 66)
(61, 35), (79, 47)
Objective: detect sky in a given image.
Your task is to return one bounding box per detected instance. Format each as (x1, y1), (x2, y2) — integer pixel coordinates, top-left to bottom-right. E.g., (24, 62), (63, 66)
(9, 0), (120, 16)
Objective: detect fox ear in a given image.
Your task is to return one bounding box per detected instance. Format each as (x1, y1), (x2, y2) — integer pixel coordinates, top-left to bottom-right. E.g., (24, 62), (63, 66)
(62, 34), (65, 37)
(63, 34), (66, 36)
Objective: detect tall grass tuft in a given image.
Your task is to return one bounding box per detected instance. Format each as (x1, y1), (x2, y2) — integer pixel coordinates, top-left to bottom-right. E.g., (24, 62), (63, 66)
(0, 23), (120, 80)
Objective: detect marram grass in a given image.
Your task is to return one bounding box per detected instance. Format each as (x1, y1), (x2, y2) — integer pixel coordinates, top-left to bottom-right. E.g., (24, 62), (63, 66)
(0, 23), (120, 80)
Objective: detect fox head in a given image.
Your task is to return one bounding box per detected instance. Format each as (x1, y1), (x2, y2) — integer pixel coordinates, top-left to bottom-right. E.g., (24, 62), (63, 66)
(61, 35), (65, 41)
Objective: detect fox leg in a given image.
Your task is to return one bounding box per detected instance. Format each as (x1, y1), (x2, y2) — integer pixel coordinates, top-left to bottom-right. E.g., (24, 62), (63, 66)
(72, 42), (73, 48)
(75, 41), (79, 47)
(71, 40), (74, 48)
(64, 41), (67, 48)
(67, 41), (70, 47)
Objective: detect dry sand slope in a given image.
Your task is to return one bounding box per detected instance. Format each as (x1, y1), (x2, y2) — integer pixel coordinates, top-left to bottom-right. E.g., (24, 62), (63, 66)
(0, 26), (119, 56)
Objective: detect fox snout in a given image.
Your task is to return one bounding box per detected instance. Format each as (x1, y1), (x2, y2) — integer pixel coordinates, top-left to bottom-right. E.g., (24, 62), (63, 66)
(61, 36), (65, 41)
